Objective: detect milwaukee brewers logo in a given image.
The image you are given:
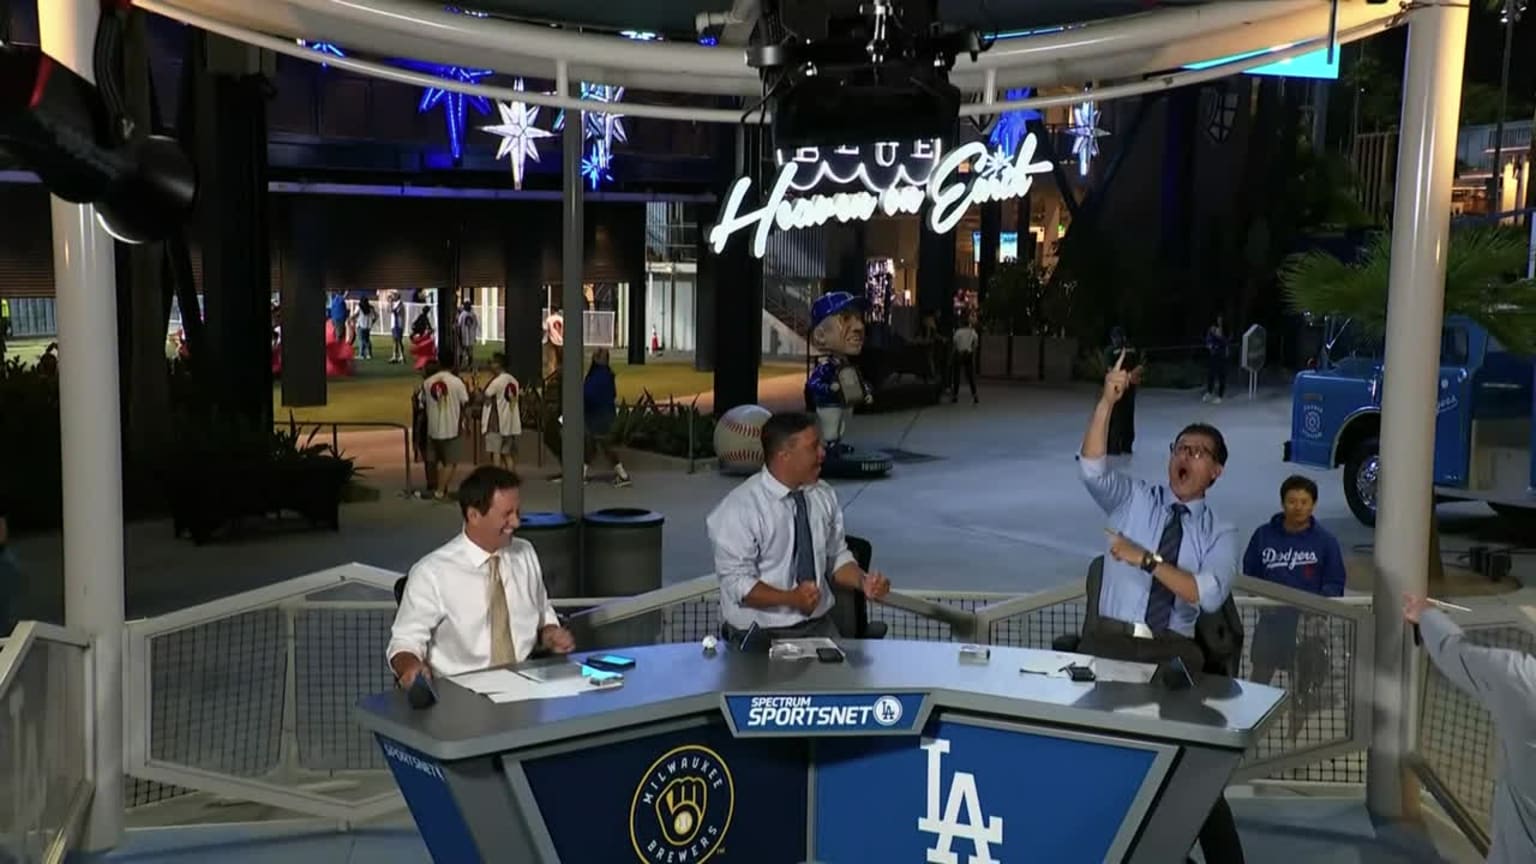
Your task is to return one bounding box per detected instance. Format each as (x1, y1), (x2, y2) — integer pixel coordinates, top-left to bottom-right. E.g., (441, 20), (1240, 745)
(630, 745), (735, 863)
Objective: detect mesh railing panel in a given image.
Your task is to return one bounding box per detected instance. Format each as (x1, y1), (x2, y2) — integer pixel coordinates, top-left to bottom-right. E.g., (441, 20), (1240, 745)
(126, 777), (194, 809)
(1418, 624), (1536, 835)
(988, 599), (1088, 651)
(295, 607), (396, 772)
(149, 608), (286, 777)
(0, 637), (88, 861)
(873, 596), (993, 642)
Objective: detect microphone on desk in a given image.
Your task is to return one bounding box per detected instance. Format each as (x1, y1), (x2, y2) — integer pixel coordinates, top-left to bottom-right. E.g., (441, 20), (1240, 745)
(407, 673), (438, 709)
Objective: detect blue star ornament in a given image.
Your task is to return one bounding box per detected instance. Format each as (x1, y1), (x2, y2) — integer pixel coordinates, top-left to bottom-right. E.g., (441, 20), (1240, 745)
(481, 80), (554, 189)
(405, 63), (494, 160)
(988, 87), (1041, 159)
(581, 140), (614, 190)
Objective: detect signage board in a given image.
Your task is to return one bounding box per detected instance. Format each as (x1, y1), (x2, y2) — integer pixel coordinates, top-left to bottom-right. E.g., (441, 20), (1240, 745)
(708, 134), (1053, 258)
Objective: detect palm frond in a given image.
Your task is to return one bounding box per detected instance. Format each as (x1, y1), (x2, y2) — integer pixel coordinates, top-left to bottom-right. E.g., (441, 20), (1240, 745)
(1279, 226), (1536, 352)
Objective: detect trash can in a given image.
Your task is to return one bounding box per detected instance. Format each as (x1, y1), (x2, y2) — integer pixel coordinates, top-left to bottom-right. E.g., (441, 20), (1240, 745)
(518, 511), (580, 599)
(582, 508), (665, 648)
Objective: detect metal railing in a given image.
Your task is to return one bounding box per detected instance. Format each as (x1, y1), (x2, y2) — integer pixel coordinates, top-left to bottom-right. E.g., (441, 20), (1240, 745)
(89, 559), (1510, 856)
(276, 419), (414, 490)
(0, 622), (94, 864)
(1411, 605), (1536, 855)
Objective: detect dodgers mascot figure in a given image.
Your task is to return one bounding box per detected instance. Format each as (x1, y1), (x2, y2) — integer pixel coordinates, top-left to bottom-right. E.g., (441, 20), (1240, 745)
(806, 291), (893, 479)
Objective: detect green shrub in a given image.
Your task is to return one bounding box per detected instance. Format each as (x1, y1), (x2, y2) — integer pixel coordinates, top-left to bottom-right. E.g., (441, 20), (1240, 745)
(611, 392), (715, 459)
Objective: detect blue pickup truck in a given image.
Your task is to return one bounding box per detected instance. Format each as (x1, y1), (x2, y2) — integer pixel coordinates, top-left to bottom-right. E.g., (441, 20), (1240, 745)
(1284, 315), (1536, 526)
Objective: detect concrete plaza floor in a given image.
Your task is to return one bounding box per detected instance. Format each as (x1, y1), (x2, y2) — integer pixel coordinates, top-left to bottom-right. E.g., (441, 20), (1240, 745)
(9, 380), (1533, 622)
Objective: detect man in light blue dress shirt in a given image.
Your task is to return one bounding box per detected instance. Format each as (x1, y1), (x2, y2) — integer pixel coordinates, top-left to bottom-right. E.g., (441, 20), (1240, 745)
(707, 412), (891, 644)
(1079, 350), (1245, 864)
(1079, 350), (1240, 669)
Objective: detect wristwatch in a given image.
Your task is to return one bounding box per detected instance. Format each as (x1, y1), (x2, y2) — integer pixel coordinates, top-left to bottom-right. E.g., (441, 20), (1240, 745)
(1140, 551), (1163, 573)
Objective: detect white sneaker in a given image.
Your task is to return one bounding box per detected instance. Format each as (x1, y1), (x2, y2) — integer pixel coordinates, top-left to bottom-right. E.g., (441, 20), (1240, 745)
(1213, 396), (1223, 405)
(613, 465), (632, 487)
(1201, 393), (1212, 403)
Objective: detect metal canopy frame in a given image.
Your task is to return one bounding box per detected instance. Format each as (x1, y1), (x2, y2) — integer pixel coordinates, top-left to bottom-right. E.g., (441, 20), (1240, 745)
(136, 0), (1404, 123)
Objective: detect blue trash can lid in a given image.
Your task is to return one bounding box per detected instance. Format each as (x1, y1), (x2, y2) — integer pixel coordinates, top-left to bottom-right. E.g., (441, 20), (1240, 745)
(583, 507), (665, 527)
(520, 511), (577, 529)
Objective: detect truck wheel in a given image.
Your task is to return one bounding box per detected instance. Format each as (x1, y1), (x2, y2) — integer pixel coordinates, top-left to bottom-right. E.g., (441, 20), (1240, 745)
(1343, 437), (1380, 527)
(1489, 503), (1536, 532)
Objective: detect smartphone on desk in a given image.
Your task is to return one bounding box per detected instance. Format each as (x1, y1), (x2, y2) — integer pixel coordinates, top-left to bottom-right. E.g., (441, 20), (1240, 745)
(583, 666), (625, 688)
(585, 654), (636, 672)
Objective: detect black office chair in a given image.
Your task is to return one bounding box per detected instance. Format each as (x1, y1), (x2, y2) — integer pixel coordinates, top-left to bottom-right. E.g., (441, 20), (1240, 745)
(1053, 556), (1104, 653)
(830, 535), (889, 639)
(1051, 556), (1247, 679)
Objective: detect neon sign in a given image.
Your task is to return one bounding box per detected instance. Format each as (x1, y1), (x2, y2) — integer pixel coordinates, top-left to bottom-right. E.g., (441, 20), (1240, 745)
(708, 134), (1052, 258)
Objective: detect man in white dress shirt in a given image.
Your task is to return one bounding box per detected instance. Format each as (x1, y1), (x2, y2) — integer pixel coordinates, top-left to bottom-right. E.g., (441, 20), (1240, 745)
(387, 466), (575, 686)
(706, 411), (891, 643)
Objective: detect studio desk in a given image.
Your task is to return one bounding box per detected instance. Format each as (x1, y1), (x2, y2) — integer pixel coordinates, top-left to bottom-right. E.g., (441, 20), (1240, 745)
(355, 640), (1286, 864)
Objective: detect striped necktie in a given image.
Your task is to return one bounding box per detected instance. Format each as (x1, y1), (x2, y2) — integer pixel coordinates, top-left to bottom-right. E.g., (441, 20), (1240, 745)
(1144, 503), (1188, 632)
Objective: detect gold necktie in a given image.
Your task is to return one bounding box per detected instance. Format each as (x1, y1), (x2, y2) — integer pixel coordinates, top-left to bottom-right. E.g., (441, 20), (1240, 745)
(487, 554), (516, 666)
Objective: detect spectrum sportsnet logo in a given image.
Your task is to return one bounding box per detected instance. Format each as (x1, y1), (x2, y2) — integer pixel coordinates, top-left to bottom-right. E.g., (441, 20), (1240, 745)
(629, 744), (735, 863)
(747, 694), (903, 728)
(724, 692), (922, 735)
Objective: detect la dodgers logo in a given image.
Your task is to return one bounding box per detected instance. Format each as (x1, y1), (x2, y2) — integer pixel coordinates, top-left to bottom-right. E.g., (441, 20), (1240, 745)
(917, 738), (1003, 864)
(873, 695), (904, 727)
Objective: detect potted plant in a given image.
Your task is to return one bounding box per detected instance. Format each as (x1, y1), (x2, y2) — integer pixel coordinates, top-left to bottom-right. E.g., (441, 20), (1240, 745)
(980, 262), (1044, 379)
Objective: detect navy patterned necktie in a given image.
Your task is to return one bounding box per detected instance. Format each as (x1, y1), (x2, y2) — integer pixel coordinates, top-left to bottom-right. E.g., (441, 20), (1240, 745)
(1144, 503), (1189, 632)
(790, 490), (817, 585)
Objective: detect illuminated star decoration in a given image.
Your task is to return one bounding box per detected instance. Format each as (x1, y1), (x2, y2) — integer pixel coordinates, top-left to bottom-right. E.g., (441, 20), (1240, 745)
(480, 79), (554, 189)
(555, 83), (627, 189)
(1067, 99), (1110, 177)
(988, 88), (1041, 159)
(297, 40), (344, 58)
(403, 62), (493, 161)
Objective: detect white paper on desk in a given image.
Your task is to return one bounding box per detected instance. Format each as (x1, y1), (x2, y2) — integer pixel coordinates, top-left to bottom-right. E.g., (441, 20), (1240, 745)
(450, 668), (600, 703)
(1090, 658), (1157, 684)
(451, 669), (528, 696)
(485, 676), (599, 703)
(1018, 652), (1088, 677)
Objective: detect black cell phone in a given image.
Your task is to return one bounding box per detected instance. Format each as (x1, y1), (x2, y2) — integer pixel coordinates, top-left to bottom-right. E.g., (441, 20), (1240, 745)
(816, 646), (845, 663)
(1066, 664), (1096, 683)
(585, 654), (636, 672)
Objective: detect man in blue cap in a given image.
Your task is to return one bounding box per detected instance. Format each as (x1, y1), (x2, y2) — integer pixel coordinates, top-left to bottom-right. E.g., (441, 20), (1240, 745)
(805, 291), (873, 456)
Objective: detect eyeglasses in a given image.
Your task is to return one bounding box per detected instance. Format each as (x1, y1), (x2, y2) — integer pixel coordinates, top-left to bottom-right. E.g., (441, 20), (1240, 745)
(1170, 442), (1214, 461)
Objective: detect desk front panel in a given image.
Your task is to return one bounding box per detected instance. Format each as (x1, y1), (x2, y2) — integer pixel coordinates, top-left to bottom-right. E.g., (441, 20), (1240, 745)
(502, 709), (1183, 864)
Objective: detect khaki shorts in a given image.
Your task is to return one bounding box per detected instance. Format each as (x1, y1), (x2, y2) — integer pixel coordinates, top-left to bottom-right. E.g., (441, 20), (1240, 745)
(485, 432), (519, 456)
(426, 436), (463, 465)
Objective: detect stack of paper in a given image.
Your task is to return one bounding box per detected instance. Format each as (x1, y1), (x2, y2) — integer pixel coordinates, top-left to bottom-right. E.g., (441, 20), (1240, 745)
(451, 666), (597, 704)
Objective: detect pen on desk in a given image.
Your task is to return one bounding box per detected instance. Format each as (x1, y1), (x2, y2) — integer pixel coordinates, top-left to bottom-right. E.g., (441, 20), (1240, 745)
(1427, 598), (1473, 613)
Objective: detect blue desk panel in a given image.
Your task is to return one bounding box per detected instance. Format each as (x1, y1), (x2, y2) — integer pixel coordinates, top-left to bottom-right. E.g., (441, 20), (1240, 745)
(521, 722), (808, 864)
(815, 718), (1163, 864)
(378, 738), (482, 864)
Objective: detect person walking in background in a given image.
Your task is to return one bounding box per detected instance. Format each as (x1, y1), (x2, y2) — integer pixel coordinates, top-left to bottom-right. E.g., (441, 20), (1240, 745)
(355, 298), (376, 360)
(1105, 327), (1142, 456)
(951, 316), (979, 404)
(388, 291), (407, 364)
(455, 300), (481, 371)
(1203, 313), (1228, 404)
(409, 305), (436, 371)
(1405, 594), (1535, 864)
(482, 352), (522, 472)
(0, 297), (10, 360)
(419, 361), (470, 500)
(583, 349), (631, 487)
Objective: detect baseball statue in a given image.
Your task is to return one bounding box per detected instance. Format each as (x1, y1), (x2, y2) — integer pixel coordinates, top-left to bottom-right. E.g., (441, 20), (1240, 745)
(714, 404), (772, 475)
(805, 291), (893, 479)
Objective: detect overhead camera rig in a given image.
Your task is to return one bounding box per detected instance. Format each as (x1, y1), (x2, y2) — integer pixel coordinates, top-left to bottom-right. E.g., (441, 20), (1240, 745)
(746, 0), (989, 149)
